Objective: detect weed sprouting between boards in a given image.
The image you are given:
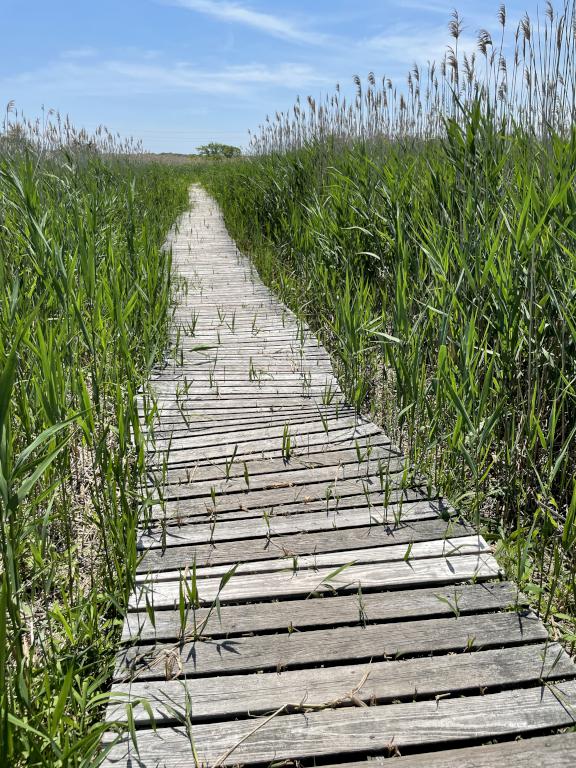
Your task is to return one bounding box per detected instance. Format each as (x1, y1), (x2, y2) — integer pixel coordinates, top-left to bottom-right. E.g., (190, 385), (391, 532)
(0, 136), (191, 765)
(194, 2), (576, 648)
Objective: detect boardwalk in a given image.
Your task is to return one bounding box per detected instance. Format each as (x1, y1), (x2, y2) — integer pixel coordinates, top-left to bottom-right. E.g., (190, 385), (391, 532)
(103, 186), (576, 767)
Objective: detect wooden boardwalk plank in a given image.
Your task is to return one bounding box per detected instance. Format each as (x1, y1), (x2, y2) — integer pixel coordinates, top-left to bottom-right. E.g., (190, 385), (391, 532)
(149, 459), (406, 501)
(147, 424), (382, 467)
(116, 611), (546, 681)
(122, 581), (520, 643)
(129, 552), (500, 608)
(102, 681), (576, 767)
(137, 498), (451, 548)
(136, 518), (473, 572)
(108, 642), (575, 724)
(135, 535), (489, 583)
(147, 438), (398, 486)
(146, 475), (419, 519)
(148, 416), (364, 451)
(323, 733), (576, 767)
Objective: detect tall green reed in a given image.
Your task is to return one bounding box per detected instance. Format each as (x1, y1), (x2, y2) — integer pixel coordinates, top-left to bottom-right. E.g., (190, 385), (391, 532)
(0, 133), (190, 765)
(195, 2), (576, 648)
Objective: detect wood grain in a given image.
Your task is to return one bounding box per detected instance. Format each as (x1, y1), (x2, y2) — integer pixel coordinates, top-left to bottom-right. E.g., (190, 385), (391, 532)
(107, 642), (575, 724)
(122, 581), (520, 643)
(136, 518), (473, 573)
(101, 680), (576, 766)
(325, 733), (576, 767)
(116, 610), (545, 681)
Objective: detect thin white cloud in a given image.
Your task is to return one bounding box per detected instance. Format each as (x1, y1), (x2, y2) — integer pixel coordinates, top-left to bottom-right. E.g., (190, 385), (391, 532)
(60, 47), (98, 60)
(363, 26), (479, 69)
(167, 0), (327, 45)
(392, 0), (454, 14)
(111, 60), (328, 92)
(3, 56), (329, 99)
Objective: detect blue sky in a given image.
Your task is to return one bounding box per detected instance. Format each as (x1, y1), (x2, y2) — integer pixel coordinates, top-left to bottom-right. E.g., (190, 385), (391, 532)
(2, 0), (544, 153)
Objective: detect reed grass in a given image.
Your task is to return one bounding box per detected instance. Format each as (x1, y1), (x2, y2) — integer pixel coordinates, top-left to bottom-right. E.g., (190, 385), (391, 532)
(0, 116), (190, 765)
(195, 1), (576, 648)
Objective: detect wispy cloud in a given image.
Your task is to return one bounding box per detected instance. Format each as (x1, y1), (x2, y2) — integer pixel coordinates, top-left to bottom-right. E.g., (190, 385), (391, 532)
(4, 56), (329, 99)
(391, 0), (454, 15)
(167, 0), (328, 45)
(363, 25), (478, 69)
(60, 47), (98, 60)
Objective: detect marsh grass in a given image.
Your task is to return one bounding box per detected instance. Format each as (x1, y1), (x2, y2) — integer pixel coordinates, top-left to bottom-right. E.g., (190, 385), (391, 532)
(0, 118), (191, 765)
(195, 2), (576, 648)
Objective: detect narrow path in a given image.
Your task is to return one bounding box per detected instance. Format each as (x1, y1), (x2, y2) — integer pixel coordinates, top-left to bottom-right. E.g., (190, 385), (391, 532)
(103, 186), (576, 767)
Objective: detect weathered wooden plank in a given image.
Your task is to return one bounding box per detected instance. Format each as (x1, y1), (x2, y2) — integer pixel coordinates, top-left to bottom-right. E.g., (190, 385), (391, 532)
(144, 407), (349, 436)
(166, 326), (318, 334)
(146, 487), (429, 528)
(136, 536), (489, 584)
(322, 733), (576, 768)
(150, 425), (380, 466)
(137, 518), (473, 573)
(146, 459), (407, 505)
(149, 475), (416, 520)
(149, 388), (337, 402)
(146, 355), (333, 367)
(149, 376), (339, 393)
(168, 340), (319, 348)
(142, 409), (356, 434)
(149, 416), (375, 451)
(150, 364), (331, 376)
(137, 498), (445, 549)
(150, 437), (396, 486)
(145, 396), (344, 411)
(123, 581), (520, 643)
(116, 610), (544, 682)
(166, 328), (322, 338)
(151, 455), (400, 495)
(167, 353), (331, 363)
(150, 365), (336, 378)
(149, 424), (382, 467)
(144, 412), (343, 435)
(129, 553), (499, 608)
(101, 680), (576, 767)
(150, 421), (380, 453)
(166, 344), (323, 353)
(145, 395), (341, 411)
(107, 642), (575, 724)
(139, 396), (346, 413)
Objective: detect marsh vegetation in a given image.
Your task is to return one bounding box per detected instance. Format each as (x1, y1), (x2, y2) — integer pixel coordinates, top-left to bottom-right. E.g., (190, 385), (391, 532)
(0, 111), (191, 765)
(196, 1), (576, 649)
(3, 1), (576, 764)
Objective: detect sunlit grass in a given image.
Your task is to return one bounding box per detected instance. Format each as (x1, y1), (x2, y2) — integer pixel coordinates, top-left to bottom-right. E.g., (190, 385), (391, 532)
(195, 2), (576, 651)
(0, 126), (191, 765)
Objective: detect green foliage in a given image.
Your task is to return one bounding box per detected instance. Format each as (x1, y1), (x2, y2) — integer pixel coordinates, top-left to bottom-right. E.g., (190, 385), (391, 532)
(196, 142), (241, 159)
(0, 150), (190, 766)
(194, 114), (576, 646)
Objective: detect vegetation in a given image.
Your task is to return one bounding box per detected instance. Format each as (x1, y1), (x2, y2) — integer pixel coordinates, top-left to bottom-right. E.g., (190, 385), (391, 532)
(195, 1), (576, 647)
(196, 142), (242, 159)
(0, 113), (191, 766)
(3, 2), (576, 764)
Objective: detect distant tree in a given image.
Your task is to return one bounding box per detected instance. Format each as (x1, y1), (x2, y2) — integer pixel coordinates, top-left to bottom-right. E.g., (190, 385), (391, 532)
(197, 142), (241, 159)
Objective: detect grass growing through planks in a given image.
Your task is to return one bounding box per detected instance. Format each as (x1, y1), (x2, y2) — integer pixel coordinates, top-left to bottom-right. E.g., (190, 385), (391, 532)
(194, 2), (576, 648)
(0, 116), (191, 765)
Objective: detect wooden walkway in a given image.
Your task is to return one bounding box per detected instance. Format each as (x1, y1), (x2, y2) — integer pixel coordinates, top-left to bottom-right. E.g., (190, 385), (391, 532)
(103, 186), (576, 767)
